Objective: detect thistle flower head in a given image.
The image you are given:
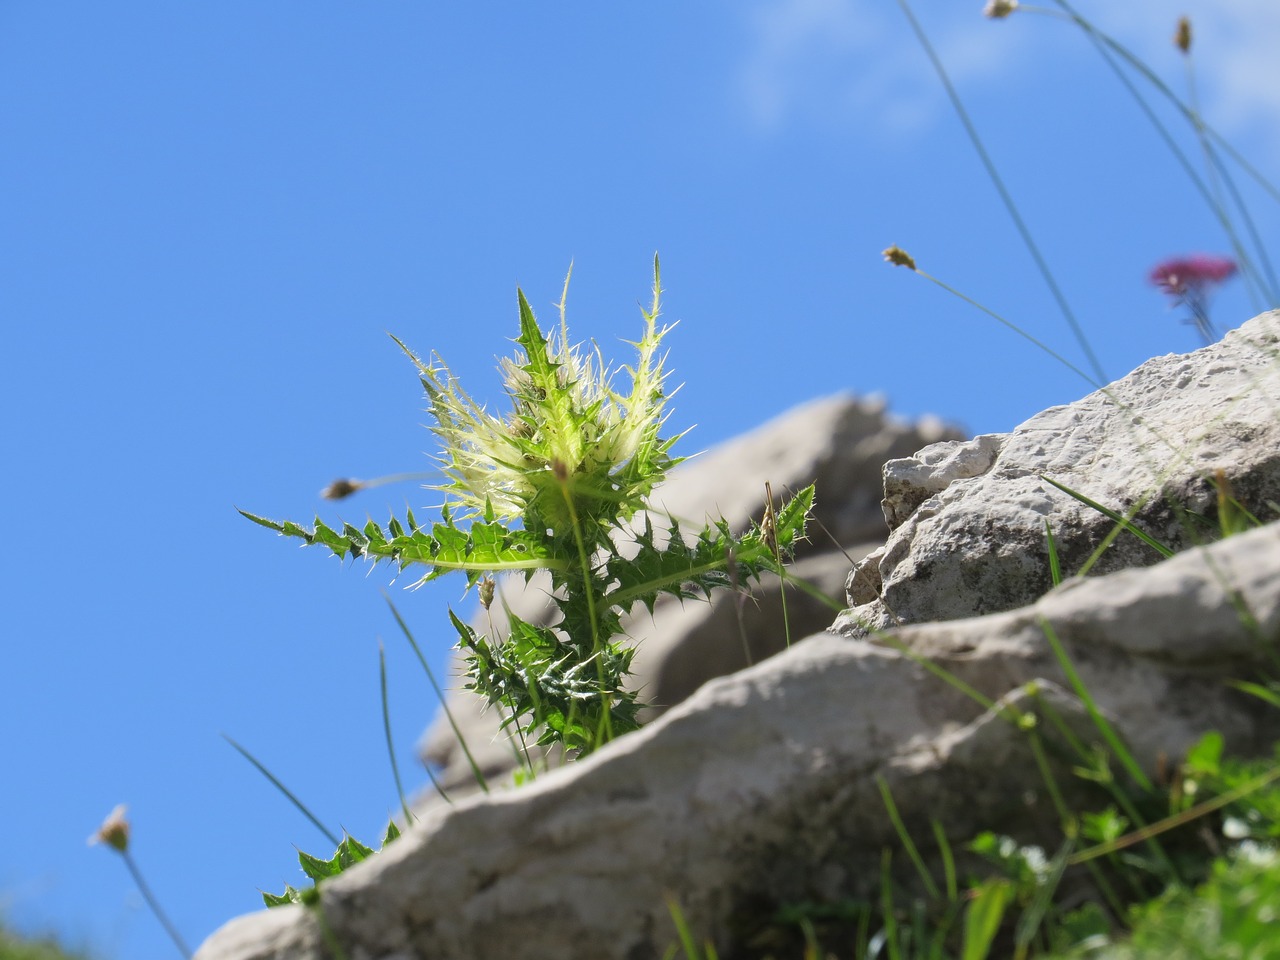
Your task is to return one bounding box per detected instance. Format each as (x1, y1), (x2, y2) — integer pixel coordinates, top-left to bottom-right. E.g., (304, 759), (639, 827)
(1149, 253), (1237, 346)
(398, 258), (682, 536)
(1149, 254), (1237, 298)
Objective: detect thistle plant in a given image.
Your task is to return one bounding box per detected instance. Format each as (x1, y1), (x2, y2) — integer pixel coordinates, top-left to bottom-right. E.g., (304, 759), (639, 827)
(243, 257), (813, 758)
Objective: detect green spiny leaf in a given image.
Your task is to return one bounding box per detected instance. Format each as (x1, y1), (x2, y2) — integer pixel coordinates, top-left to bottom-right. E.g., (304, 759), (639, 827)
(298, 849), (342, 883)
(241, 508), (565, 582)
(263, 885), (302, 909)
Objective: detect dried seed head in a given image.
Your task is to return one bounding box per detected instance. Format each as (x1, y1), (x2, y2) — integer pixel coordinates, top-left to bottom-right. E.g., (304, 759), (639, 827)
(321, 478), (365, 500)
(479, 576), (496, 611)
(983, 0), (1019, 19)
(882, 246), (917, 270)
(89, 804), (131, 853)
(1174, 16), (1192, 53)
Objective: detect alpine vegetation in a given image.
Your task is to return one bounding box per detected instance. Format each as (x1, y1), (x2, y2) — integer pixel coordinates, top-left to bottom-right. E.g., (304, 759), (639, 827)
(242, 257), (813, 759)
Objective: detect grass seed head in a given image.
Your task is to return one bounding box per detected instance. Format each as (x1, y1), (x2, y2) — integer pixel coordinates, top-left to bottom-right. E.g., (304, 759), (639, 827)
(1175, 16), (1192, 53)
(983, 0), (1019, 20)
(883, 245), (918, 270)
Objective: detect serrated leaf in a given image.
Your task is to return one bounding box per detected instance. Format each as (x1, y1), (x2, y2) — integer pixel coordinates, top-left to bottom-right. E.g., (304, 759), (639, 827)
(339, 834), (374, 865)
(383, 819), (401, 847)
(298, 848), (342, 882)
(263, 885), (301, 909)
(242, 507), (566, 581)
(602, 485), (813, 615)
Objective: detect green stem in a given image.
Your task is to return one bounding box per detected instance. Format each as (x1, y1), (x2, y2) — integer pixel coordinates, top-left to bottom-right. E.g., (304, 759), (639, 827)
(1041, 0), (1280, 207)
(896, 0), (1107, 384)
(378, 641), (414, 825)
(1183, 55), (1265, 313)
(558, 479), (612, 749)
(384, 596), (488, 794)
(222, 735), (341, 847)
(908, 268), (1101, 389)
(121, 851), (192, 960)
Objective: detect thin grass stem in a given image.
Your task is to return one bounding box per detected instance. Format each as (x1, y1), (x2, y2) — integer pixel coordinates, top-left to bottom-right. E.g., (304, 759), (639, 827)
(880, 849), (902, 960)
(1069, 762), (1280, 865)
(222, 734), (340, 848)
(384, 595), (489, 794)
(1182, 55), (1266, 312)
(122, 851), (192, 960)
(1024, 722), (1074, 827)
(1037, 618), (1152, 792)
(931, 819), (958, 902)
(877, 775), (942, 900)
(378, 640), (414, 825)
(1014, 840), (1071, 960)
(1044, 520), (1062, 588)
(1045, 0), (1280, 207)
(906, 268), (1101, 390)
(1039, 474), (1174, 565)
(871, 632), (1002, 717)
(896, 0), (1107, 384)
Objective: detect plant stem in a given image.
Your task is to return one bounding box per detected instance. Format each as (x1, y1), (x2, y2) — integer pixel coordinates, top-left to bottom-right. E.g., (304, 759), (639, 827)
(122, 851), (192, 960)
(378, 640), (414, 825)
(385, 596), (488, 794)
(1045, 0), (1280, 207)
(223, 735), (341, 847)
(558, 477), (612, 750)
(895, 0), (1107, 385)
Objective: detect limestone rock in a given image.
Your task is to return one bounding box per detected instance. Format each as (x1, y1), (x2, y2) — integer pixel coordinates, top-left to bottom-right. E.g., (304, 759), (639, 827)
(194, 520), (1280, 960)
(838, 310), (1280, 637)
(421, 393), (960, 791)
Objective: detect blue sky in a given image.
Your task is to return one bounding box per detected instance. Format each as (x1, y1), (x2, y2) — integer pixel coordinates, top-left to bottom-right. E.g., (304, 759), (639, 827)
(3, 2), (1277, 956)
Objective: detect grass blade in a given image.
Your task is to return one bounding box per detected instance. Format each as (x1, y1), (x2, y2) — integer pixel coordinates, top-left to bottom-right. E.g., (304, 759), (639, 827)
(931, 819), (958, 902)
(894, 0), (1106, 385)
(1040, 474), (1174, 562)
(1045, 520), (1062, 588)
(1037, 618), (1151, 792)
(222, 734), (340, 848)
(1229, 679), (1280, 711)
(384, 594), (489, 794)
(378, 640), (414, 825)
(962, 879), (1011, 960)
(1013, 840), (1072, 955)
(877, 775), (940, 899)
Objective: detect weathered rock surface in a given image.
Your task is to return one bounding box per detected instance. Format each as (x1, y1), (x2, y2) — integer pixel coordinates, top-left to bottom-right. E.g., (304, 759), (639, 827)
(421, 393), (960, 791)
(195, 315), (1280, 960)
(838, 310), (1280, 636)
(195, 519), (1280, 960)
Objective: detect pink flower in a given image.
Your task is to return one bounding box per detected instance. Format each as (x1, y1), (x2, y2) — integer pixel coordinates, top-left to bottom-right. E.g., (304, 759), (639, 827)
(1148, 254), (1237, 345)
(1149, 254), (1237, 297)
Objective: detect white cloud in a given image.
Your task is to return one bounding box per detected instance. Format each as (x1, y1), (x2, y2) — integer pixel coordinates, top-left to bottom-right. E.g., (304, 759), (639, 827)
(733, 0), (1030, 137)
(734, 0), (1280, 159)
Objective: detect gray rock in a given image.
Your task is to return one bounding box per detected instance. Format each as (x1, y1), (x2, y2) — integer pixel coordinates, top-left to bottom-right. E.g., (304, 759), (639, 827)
(421, 393), (961, 791)
(194, 520), (1280, 960)
(838, 310), (1280, 637)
